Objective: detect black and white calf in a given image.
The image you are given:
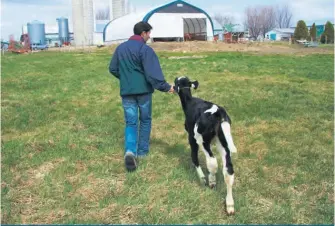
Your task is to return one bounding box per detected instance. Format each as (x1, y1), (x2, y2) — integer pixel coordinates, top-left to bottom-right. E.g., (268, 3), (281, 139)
(174, 76), (237, 215)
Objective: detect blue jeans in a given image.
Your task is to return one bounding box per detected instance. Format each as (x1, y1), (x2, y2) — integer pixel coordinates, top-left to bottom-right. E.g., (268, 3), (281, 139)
(121, 93), (152, 157)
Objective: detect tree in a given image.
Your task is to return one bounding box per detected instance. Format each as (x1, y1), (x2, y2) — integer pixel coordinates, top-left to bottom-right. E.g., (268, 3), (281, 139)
(293, 20), (309, 41)
(260, 6), (276, 37)
(244, 6), (276, 39)
(213, 13), (235, 32)
(275, 4), (293, 28)
(244, 7), (262, 39)
(320, 21), (334, 44)
(309, 23), (317, 42)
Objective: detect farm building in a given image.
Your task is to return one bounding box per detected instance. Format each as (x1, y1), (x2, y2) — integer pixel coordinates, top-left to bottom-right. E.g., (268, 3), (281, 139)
(265, 28), (295, 41)
(22, 20), (109, 47)
(23, 22), (74, 47)
(103, 0), (215, 44)
(212, 19), (224, 41)
(223, 24), (247, 43)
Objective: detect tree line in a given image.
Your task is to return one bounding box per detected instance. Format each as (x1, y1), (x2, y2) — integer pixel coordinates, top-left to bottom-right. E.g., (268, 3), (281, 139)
(214, 4), (334, 44)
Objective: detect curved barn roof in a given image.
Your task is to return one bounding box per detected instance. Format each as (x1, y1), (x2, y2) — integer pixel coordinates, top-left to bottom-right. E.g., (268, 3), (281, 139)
(103, 0), (215, 43)
(142, 0), (214, 33)
(103, 12), (146, 42)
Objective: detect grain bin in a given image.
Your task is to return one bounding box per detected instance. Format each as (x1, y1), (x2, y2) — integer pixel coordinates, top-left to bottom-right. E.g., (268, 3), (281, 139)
(57, 17), (70, 44)
(27, 20), (46, 45)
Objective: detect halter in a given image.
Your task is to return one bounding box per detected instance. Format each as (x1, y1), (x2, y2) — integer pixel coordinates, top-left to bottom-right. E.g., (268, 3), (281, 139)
(175, 86), (191, 93)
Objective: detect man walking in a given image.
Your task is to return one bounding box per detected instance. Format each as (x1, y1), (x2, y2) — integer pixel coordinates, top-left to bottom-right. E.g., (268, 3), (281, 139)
(109, 21), (174, 172)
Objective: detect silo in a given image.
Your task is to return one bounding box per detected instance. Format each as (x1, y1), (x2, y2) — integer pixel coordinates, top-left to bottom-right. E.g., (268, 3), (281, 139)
(72, 0), (94, 46)
(83, 0), (94, 45)
(72, 0), (84, 46)
(27, 20), (46, 45)
(125, 0), (130, 14)
(56, 17), (70, 44)
(112, 0), (125, 20)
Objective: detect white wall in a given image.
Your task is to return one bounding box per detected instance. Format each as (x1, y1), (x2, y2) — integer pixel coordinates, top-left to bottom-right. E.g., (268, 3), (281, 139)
(148, 13), (184, 38)
(104, 12), (214, 43)
(266, 30), (293, 41)
(148, 13), (213, 40)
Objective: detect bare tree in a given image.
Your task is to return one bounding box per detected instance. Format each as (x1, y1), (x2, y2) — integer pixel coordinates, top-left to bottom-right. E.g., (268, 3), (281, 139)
(275, 4), (293, 28)
(214, 14), (234, 29)
(244, 6), (277, 39)
(96, 7), (110, 20)
(244, 7), (262, 39)
(260, 6), (276, 37)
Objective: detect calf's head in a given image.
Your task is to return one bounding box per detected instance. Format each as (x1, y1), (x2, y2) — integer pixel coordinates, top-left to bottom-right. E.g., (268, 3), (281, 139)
(173, 76), (199, 93)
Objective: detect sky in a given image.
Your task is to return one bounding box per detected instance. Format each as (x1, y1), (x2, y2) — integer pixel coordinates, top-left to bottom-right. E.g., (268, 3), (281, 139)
(1, 0), (334, 40)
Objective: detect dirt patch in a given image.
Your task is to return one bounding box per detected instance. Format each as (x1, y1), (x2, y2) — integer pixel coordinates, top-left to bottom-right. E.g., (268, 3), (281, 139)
(168, 55), (207, 59)
(29, 209), (68, 224)
(4, 158), (65, 224)
(46, 41), (333, 55)
(148, 41), (333, 55)
(27, 158), (65, 180)
(84, 203), (118, 223)
(73, 171), (125, 202)
(74, 173), (111, 202)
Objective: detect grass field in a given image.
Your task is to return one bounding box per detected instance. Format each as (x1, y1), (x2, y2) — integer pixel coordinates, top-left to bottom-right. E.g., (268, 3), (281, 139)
(1, 47), (334, 224)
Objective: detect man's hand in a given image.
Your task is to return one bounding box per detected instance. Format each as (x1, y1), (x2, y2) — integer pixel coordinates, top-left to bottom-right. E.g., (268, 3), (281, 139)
(168, 85), (175, 93)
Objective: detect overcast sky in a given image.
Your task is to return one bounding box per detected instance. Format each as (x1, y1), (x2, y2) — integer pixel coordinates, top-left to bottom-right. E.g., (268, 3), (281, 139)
(1, 0), (334, 40)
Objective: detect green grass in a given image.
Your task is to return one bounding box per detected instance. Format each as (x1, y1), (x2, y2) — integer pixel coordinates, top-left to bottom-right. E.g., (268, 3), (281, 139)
(1, 49), (334, 224)
(318, 44), (335, 49)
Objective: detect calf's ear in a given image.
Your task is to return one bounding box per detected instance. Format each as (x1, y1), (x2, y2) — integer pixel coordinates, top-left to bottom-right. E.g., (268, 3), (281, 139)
(190, 81), (199, 89)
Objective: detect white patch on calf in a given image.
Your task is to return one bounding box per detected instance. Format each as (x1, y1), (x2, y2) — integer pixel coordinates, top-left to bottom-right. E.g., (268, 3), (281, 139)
(194, 124), (218, 187)
(221, 122), (237, 153)
(224, 172), (235, 214)
(196, 166), (205, 179)
(193, 124), (203, 145)
(196, 166), (206, 185)
(207, 157), (218, 174)
(215, 136), (227, 168)
(178, 76), (186, 80)
(215, 136), (234, 214)
(204, 104), (219, 115)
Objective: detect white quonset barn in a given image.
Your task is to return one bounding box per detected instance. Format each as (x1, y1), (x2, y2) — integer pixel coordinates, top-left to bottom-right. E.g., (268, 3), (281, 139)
(103, 0), (215, 44)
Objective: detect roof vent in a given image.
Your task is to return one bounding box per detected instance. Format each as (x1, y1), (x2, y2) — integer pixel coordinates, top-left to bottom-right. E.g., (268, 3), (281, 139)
(177, 3), (183, 7)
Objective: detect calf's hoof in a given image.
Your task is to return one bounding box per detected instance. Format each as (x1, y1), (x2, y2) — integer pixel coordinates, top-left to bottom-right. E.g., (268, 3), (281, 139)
(209, 183), (216, 189)
(208, 174), (216, 189)
(225, 204), (235, 215)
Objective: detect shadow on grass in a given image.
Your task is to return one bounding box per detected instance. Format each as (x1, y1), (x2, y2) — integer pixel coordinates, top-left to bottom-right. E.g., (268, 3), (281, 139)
(150, 138), (226, 188)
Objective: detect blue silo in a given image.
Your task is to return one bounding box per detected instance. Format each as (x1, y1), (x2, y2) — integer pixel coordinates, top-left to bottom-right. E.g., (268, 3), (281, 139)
(57, 17), (69, 44)
(27, 20), (46, 45)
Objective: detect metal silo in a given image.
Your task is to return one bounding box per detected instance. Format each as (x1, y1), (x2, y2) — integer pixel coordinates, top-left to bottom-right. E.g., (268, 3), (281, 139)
(27, 20), (46, 45)
(57, 17), (70, 44)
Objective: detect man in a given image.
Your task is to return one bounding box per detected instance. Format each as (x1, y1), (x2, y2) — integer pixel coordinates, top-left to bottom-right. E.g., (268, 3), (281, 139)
(109, 21), (174, 172)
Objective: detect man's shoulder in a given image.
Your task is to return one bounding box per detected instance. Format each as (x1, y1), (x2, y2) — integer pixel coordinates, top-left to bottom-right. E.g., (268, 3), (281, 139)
(140, 44), (155, 55)
(116, 42), (127, 49)
(142, 43), (153, 50)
